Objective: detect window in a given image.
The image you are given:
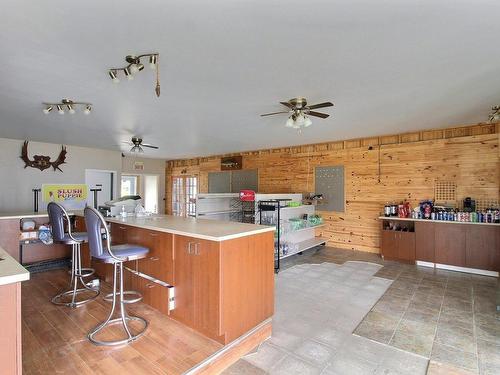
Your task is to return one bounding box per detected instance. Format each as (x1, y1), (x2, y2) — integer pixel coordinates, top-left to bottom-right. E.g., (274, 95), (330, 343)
(121, 175), (138, 197)
(172, 176), (198, 217)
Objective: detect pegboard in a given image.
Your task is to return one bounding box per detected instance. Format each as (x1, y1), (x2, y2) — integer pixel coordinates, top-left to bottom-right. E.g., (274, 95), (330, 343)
(434, 181), (457, 206)
(315, 166), (344, 212)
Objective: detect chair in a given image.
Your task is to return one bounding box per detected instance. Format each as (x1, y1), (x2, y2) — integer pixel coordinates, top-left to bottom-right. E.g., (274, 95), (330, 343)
(48, 202), (100, 307)
(84, 206), (149, 346)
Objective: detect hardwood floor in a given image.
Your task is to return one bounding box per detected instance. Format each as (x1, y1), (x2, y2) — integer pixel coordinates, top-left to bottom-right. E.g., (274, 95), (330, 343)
(22, 269), (222, 375)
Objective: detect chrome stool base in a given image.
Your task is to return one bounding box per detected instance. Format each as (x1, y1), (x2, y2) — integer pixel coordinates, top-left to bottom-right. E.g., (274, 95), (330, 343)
(52, 242), (100, 308)
(103, 290), (142, 304)
(88, 261), (148, 346)
(88, 315), (148, 346)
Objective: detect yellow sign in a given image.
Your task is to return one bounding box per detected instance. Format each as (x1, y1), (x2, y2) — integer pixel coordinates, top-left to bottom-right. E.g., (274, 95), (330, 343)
(42, 184), (88, 209)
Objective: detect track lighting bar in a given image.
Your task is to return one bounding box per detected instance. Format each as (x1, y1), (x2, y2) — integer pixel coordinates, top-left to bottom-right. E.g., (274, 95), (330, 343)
(108, 53), (161, 97)
(42, 99), (92, 115)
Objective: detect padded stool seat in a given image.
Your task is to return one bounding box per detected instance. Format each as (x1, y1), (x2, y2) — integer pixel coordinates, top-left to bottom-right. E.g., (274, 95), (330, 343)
(93, 244), (149, 263)
(60, 232), (89, 245)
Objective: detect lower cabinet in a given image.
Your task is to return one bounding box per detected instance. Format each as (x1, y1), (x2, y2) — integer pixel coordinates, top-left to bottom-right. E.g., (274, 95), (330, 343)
(172, 235), (221, 338)
(415, 221), (435, 262)
(381, 230), (415, 263)
(124, 271), (170, 315)
(465, 225), (500, 271)
(435, 223), (466, 267)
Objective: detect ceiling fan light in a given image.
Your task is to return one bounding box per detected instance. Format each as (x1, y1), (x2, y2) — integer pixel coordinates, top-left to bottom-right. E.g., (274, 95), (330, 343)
(304, 116), (312, 127)
(124, 67), (133, 80)
(43, 105), (53, 114)
(57, 105), (64, 114)
(285, 117), (295, 128)
(83, 105), (92, 115)
(149, 55), (158, 69)
(130, 145), (144, 154)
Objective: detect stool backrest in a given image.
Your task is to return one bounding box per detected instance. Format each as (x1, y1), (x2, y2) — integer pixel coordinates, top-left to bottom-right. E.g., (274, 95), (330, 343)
(84, 206), (110, 257)
(47, 202), (68, 241)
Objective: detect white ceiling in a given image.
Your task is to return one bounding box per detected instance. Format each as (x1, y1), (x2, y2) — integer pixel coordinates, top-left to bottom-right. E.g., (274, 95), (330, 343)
(1, 0), (500, 159)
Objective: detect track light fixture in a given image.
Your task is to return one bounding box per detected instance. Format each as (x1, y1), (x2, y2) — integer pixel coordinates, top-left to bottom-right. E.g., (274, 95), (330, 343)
(108, 53), (161, 97)
(488, 105), (500, 123)
(42, 99), (92, 115)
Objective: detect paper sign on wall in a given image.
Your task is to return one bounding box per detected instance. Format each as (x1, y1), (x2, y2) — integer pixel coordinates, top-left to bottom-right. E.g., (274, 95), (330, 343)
(42, 184), (88, 209)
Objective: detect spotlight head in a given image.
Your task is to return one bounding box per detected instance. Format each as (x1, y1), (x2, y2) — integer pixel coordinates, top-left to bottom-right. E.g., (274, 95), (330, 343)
(83, 105), (92, 115)
(136, 63), (144, 72)
(149, 55), (158, 69)
(67, 104), (75, 114)
(130, 64), (139, 74)
(109, 70), (120, 83)
(43, 105), (53, 114)
(124, 67), (133, 80)
(57, 105), (64, 114)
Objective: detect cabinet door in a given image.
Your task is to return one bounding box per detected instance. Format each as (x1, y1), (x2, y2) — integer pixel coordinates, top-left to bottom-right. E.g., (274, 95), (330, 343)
(415, 222), (435, 262)
(435, 224), (466, 267)
(398, 232), (416, 263)
(191, 239), (220, 335)
(172, 235), (220, 337)
(111, 223), (128, 244)
(381, 231), (397, 260)
(139, 231), (174, 284)
(172, 235), (196, 326)
(466, 225), (500, 271)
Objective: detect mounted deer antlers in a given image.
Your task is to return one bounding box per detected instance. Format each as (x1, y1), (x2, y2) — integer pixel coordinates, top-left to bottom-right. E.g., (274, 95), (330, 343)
(20, 141), (67, 172)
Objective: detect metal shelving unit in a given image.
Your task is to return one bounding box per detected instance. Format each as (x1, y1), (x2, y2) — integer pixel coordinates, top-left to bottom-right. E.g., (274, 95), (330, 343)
(258, 199), (327, 272)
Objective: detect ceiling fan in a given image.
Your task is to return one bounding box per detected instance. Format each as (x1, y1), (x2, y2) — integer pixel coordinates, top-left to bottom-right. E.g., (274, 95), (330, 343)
(261, 97), (334, 129)
(122, 136), (159, 154)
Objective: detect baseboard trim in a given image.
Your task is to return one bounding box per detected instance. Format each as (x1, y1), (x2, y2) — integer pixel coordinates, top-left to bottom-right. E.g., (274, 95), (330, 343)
(185, 318), (272, 375)
(435, 263), (498, 277)
(416, 260), (435, 268)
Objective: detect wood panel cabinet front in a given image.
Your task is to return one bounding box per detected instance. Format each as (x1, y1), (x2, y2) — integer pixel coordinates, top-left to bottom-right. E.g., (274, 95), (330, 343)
(173, 235), (220, 339)
(434, 223), (466, 267)
(415, 221), (435, 262)
(465, 225), (500, 271)
(381, 230), (397, 260)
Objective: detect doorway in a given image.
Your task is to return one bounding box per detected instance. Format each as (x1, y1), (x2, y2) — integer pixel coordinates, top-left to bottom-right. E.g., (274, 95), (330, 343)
(85, 169), (117, 208)
(144, 175), (160, 214)
(172, 176), (197, 217)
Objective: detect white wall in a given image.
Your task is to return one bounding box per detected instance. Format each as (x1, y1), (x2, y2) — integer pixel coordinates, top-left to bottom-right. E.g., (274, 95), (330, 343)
(0, 138), (122, 212)
(121, 156), (166, 213)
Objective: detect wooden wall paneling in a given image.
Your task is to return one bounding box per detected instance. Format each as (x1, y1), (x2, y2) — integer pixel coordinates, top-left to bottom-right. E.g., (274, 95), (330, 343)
(0, 283), (22, 375)
(166, 124), (499, 255)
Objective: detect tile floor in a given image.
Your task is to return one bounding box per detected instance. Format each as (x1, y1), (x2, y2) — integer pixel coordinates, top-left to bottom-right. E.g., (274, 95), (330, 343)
(224, 247), (500, 375)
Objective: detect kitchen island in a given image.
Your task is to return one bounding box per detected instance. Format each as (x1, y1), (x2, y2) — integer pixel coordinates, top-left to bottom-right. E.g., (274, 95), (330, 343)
(75, 214), (276, 346)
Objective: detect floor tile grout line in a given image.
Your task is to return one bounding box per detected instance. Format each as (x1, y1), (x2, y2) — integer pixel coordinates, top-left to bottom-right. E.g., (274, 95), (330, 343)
(387, 270), (420, 347)
(427, 273), (448, 368)
(471, 283), (481, 374)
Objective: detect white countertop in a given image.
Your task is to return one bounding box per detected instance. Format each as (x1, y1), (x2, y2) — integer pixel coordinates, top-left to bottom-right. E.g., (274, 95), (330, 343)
(0, 246), (30, 286)
(0, 211), (50, 220)
(102, 214), (275, 241)
(378, 216), (500, 226)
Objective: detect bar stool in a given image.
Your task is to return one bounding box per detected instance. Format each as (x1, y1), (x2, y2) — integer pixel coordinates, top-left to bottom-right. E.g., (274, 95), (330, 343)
(48, 202), (100, 307)
(84, 206), (149, 346)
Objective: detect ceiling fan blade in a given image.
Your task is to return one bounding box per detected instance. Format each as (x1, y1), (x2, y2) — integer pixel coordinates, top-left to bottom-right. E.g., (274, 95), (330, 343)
(122, 141), (133, 145)
(307, 102), (334, 110)
(308, 111), (330, 119)
(142, 144), (159, 149)
(280, 101), (294, 109)
(260, 111), (290, 117)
